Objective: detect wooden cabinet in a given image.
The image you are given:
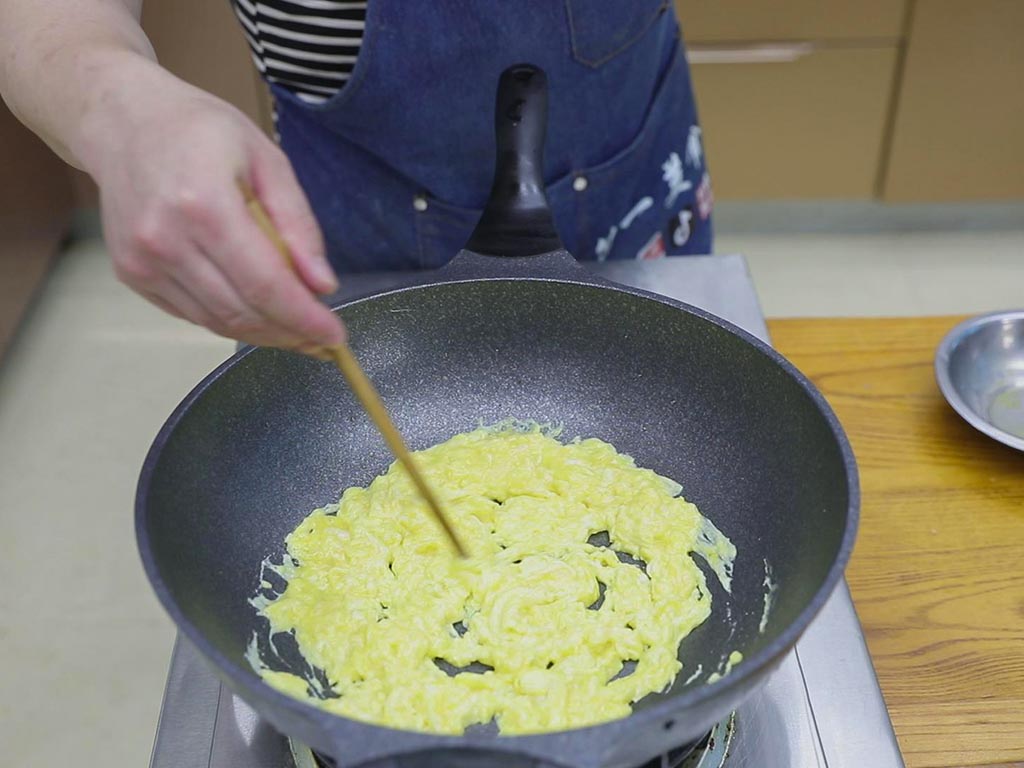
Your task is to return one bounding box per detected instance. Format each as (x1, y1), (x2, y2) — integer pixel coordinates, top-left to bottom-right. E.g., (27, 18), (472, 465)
(678, 0), (1024, 201)
(678, 0), (906, 43)
(676, 0), (906, 199)
(0, 104), (73, 357)
(689, 46), (899, 199)
(883, 0), (1024, 201)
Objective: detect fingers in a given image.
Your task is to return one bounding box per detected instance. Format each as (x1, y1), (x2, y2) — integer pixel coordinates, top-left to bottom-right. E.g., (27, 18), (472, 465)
(102, 117), (344, 351)
(199, 189), (346, 347)
(112, 235), (210, 327)
(170, 237), (309, 348)
(138, 283), (195, 322)
(126, 256), (274, 347)
(249, 146), (338, 296)
(141, 272), (333, 353)
(114, 220), (340, 350)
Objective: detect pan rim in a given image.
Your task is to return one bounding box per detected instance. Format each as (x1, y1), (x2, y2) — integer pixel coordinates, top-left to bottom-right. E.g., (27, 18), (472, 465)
(135, 272), (859, 760)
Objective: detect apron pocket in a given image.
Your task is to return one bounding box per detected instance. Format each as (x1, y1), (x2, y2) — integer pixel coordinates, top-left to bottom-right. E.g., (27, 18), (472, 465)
(547, 42), (711, 260)
(414, 194), (483, 269)
(565, 0), (669, 68)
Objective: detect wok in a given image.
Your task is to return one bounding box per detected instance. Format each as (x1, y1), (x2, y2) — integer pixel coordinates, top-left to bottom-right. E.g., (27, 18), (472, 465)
(136, 65), (858, 768)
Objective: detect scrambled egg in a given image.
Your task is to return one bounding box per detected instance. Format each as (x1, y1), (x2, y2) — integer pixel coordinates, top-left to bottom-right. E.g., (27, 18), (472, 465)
(248, 423), (736, 734)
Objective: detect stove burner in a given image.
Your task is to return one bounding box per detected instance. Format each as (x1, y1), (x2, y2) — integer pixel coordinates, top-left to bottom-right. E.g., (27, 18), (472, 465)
(295, 714), (734, 768)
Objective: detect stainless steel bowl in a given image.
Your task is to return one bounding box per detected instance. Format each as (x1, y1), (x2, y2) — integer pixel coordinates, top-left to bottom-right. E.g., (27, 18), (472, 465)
(936, 311), (1024, 451)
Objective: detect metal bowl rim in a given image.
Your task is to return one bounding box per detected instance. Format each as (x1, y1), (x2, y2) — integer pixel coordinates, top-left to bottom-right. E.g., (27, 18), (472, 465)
(934, 309), (1024, 452)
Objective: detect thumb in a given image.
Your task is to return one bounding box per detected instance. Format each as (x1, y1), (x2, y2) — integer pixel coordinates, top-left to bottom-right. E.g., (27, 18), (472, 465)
(248, 143), (338, 295)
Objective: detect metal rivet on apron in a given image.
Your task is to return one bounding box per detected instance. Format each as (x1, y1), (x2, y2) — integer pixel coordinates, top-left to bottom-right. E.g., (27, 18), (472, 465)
(572, 176), (588, 192)
(413, 194), (428, 212)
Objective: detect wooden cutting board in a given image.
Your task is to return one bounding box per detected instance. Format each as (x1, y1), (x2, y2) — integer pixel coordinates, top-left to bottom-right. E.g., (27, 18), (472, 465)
(768, 316), (1024, 768)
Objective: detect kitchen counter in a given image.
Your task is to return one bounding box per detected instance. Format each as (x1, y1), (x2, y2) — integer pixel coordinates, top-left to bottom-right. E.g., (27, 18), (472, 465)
(768, 316), (1024, 768)
(4, 239), (1022, 768)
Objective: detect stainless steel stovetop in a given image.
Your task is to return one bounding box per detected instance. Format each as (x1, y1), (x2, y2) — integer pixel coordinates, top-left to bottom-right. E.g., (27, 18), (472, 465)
(148, 255), (904, 768)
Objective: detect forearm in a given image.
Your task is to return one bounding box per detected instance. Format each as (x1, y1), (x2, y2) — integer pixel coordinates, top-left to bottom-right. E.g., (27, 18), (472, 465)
(0, 0), (171, 171)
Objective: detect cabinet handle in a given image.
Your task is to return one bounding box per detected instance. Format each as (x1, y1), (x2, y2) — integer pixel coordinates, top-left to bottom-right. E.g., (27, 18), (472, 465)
(687, 42), (815, 65)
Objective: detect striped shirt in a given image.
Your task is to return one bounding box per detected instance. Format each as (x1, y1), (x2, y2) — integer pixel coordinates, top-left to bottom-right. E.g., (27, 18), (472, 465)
(231, 0), (368, 104)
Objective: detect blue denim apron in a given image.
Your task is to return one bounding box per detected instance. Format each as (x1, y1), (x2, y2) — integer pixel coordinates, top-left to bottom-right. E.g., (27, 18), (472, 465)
(269, 1), (712, 273)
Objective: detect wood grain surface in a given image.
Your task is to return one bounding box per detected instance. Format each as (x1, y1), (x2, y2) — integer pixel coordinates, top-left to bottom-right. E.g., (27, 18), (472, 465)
(768, 316), (1024, 768)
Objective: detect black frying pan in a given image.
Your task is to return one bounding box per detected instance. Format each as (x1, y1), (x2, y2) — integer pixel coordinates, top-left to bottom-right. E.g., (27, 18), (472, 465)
(136, 65), (858, 768)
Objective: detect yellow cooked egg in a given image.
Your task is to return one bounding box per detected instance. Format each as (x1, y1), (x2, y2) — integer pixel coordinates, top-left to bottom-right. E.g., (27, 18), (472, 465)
(248, 423), (736, 735)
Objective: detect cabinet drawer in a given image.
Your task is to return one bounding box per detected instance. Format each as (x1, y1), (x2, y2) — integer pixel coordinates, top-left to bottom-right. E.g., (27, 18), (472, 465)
(884, 0), (1024, 201)
(676, 0), (907, 43)
(690, 45), (898, 199)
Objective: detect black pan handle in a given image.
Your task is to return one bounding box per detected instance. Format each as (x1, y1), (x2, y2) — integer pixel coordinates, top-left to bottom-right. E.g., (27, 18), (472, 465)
(464, 64), (565, 258)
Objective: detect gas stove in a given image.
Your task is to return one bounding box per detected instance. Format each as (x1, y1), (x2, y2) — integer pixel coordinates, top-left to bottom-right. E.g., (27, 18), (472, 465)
(147, 255), (904, 768)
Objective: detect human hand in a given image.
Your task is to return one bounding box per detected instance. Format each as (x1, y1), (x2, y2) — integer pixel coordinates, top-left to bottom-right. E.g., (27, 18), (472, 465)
(82, 68), (344, 352)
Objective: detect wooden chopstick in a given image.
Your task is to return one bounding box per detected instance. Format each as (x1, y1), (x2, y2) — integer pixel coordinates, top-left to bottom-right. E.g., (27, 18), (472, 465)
(238, 179), (468, 557)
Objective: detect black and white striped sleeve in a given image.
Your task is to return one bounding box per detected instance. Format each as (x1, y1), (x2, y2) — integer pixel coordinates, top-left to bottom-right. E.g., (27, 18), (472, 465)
(232, 0), (368, 105)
